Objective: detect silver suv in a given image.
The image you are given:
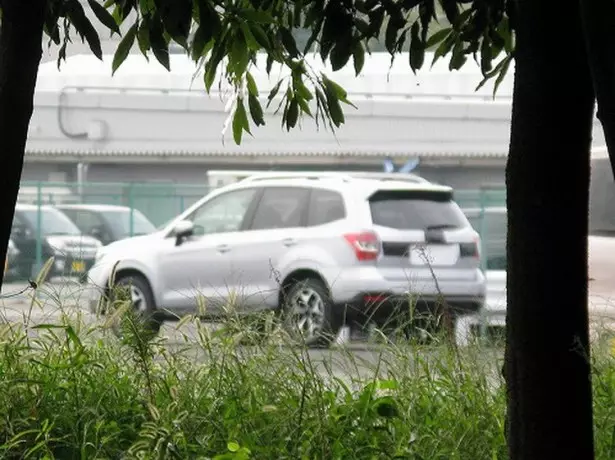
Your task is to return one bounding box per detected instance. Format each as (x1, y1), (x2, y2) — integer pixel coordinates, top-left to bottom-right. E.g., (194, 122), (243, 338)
(87, 172), (485, 346)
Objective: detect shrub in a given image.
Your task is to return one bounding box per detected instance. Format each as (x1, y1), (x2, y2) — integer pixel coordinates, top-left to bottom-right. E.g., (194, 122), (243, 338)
(0, 293), (613, 458)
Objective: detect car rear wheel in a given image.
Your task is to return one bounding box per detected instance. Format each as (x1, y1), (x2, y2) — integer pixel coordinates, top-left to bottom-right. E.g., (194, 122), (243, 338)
(282, 278), (341, 348)
(110, 274), (162, 338)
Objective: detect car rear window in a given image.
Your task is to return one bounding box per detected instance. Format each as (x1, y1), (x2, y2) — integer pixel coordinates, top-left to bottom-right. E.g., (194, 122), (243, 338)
(369, 190), (467, 230)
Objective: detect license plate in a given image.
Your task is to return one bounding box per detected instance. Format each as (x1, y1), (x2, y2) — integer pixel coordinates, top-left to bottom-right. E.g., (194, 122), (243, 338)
(410, 244), (460, 266)
(71, 260), (86, 273)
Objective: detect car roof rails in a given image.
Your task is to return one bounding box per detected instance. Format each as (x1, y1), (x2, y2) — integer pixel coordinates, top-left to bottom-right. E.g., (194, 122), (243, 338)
(239, 171), (431, 184)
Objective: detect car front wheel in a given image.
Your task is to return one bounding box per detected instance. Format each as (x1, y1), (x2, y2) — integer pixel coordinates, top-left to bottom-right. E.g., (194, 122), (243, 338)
(109, 274), (162, 338)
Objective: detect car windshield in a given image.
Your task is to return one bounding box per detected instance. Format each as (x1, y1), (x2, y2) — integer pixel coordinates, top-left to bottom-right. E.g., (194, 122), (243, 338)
(465, 210), (507, 270)
(19, 208), (82, 236)
(103, 209), (157, 237)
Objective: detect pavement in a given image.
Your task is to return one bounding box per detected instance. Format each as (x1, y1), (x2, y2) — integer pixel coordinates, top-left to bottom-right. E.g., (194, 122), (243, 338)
(3, 237), (615, 358)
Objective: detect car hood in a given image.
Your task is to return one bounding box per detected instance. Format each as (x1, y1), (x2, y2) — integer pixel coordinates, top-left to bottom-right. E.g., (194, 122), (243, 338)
(103, 231), (164, 253)
(46, 234), (102, 258)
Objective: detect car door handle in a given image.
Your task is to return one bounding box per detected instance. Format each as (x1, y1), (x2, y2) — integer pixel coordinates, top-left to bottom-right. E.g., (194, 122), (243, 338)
(282, 238), (297, 247)
(216, 244), (231, 253)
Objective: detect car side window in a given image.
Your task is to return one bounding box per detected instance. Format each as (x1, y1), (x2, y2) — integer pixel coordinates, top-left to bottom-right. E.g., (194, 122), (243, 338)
(307, 189), (346, 226)
(187, 188), (258, 236)
(249, 187), (310, 230)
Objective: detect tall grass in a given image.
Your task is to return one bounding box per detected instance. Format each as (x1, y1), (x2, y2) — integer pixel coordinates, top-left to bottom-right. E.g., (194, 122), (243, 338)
(0, 290), (614, 458)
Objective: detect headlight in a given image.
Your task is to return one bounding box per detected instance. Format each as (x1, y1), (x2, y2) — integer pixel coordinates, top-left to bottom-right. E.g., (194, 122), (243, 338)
(49, 243), (67, 256)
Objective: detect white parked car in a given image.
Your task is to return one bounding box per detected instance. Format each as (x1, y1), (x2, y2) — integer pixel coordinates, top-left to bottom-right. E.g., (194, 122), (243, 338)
(87, 172), (486, 346)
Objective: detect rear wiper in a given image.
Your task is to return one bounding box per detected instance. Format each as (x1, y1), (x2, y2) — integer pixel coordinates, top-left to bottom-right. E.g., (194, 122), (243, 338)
(425, 224), (458, 230)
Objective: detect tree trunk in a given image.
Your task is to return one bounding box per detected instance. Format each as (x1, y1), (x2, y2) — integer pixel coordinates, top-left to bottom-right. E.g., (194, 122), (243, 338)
(0, 0), (47, 291)
(580, 0), (615, 177)
(504, 0), (596, 458)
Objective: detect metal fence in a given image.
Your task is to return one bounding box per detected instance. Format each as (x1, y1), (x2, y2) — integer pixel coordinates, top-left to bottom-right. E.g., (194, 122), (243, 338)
(8, 181), (507, 280)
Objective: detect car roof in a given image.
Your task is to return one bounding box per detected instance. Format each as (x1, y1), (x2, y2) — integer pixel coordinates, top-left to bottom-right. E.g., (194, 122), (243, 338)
(54, 203), (132, 212)
(15, 203), (57, 212)
(227, 174), (453, 195)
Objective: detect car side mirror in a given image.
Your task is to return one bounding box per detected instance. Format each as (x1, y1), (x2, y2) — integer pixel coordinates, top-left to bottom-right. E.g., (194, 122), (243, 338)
(173, 220), (195, 246)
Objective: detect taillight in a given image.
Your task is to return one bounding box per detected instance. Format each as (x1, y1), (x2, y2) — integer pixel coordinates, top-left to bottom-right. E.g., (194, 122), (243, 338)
(460, 237), (481, 259)
(344, 232), (380, 261)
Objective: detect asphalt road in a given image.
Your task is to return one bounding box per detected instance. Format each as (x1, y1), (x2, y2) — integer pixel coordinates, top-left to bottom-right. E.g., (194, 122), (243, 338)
(0, 278), (510, 386)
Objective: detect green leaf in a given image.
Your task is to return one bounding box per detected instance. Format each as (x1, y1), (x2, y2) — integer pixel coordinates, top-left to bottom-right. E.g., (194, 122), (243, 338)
(204, 35), (227, 92)
(266, 80), (284, 108)
(137, 22), (151, 60)
(227, 441), (240, 453)
(385, 17), (401, 53)
(67, 0), (103, 59)
(352, 42), (365, 76)
(321, 82), (345, 127)
(297, 97), (313, 117)
(480, 37), (493, 75)
(492, 54), (512, 98)
(191, 25), (211, 61)
(409, 22), (425, 73)
(149, 17), (170, 71)
(285, 98), (299, 130)
(431, 34), (455, 67)
(354, 17), (370, 36)
(294, 78), (313, 101)
(88, 0), (121, 35)
(232, 98), (251, 144)
(246, 72), (258, 96)
(449, 40), (467, 70)
(426, 27), (452, 49)
(330, 36), (353, 71)
(239, 9), (275, 24)
(439, 0), (459, 25)
(249, 23), (271, 49)
(248, 93), (265, 126)
(240, 23), (261, 51)
(322, 75), (355, 108)
(230, 33), (250, 77)
(279, 28), (300, 58)
(112, 22), (138, 75)
(157, 0), (192, 47)
(373, 396), (400, 418)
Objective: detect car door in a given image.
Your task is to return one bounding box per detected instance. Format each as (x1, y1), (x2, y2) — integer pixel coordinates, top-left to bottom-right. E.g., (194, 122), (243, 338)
(227, 186), (311, 310)
(156, 187), (260, 315)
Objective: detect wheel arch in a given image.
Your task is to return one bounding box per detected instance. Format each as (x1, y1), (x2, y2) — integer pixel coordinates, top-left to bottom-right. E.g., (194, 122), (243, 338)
(278, 268), (329, 306)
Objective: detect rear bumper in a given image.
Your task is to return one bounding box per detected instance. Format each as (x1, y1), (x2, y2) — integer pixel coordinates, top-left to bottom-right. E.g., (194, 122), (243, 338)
(340, 292), (484, 324)
(324, 266), (486, 305)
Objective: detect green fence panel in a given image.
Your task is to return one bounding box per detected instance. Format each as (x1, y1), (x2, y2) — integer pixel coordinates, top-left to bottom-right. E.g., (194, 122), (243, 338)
(8, 181), (507, 282)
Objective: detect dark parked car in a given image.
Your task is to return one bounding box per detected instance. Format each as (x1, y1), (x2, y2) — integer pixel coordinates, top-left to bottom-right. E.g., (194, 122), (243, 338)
(10, 204), (102, 282)
(55, 204), (157, 246)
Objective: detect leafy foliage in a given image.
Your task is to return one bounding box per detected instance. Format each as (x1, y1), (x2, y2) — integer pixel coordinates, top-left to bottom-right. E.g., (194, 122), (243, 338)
(39, 0), (516, 144)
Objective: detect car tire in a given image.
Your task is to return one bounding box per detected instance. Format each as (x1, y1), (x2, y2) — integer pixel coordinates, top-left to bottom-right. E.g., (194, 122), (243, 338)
(109, 274), (162, 338)
(281, 277), (341, 348)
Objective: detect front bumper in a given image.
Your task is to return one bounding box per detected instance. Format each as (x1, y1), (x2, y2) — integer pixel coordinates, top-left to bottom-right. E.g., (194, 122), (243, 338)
(51, 255), (97, 281)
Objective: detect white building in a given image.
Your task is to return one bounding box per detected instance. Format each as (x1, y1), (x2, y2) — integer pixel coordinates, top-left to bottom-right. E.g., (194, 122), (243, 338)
(25, 45), (615, 229)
